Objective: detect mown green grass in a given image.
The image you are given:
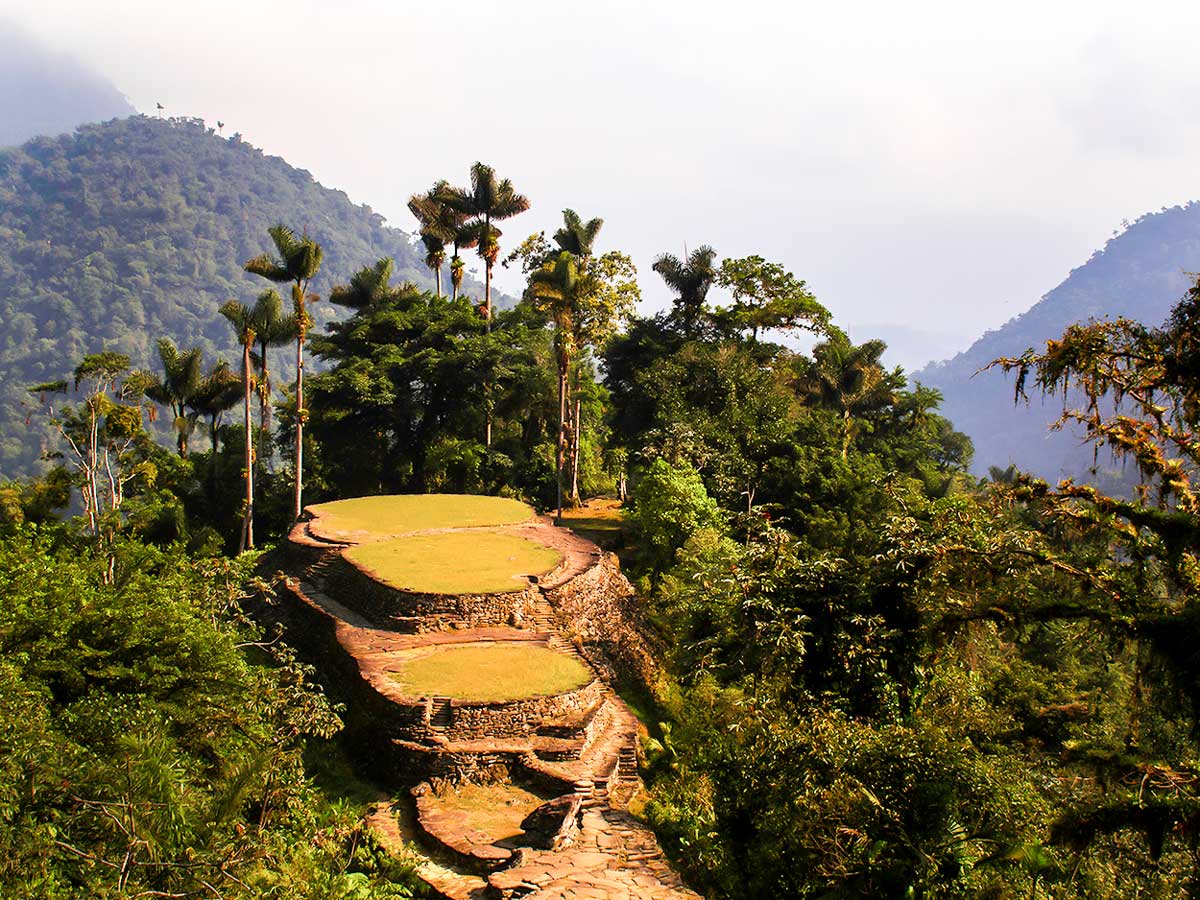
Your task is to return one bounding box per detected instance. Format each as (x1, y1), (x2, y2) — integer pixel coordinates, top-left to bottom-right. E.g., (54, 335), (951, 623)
(390, 643), (592, 701)
(346, 531), (562, 595)
(308, 494), (534, 538)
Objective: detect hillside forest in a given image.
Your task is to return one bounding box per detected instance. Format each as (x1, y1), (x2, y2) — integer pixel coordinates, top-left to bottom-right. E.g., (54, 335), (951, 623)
(2, 117), (1200, 899)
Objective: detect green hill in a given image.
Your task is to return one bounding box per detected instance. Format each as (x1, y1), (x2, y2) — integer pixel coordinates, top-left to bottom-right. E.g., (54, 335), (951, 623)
(0, 115), (493, 478)
(914, 202), (1200, 482)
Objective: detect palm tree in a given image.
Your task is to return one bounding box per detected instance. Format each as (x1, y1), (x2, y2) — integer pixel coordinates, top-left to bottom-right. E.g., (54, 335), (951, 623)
(449, 222), (478, 301)
(552, 209), (603, 504)
(799, 334), (897, 459)
(219, 300), (258, 552)
(243, 224), (323, 524)
(653, 245), (718, 338)
(329, 257), (398, 310)
(440, 163), (530, 324)
(188, 360), (241, 457)
(440, 165), (529, 447)
(554, 209), (604, 258)
(526, 250), (584, 521)
(249, 290), (297, 445)
(420, 234), (446, 297)
(408, 181), (465, 298)
(146, 338), (203, 457)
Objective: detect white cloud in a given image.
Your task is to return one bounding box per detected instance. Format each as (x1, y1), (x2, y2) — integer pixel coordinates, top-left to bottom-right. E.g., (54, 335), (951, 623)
(5, 0), (1200, 365)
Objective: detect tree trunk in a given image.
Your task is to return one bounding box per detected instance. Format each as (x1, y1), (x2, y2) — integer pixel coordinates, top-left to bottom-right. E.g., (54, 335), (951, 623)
(555, 354), (568, 523)
(435, 265), (442, 298)
(485, 262), (492, 327)
(293, 329), (305, 523)
(176, 401), (189, 458)
(259, 341), (271, 437)
(241, 340), (254, 552)
(569, 394), (581, 505)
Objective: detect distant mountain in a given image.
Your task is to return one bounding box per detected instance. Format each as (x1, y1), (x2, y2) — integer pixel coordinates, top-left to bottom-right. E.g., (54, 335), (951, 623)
(0, 25), (135, 146)
(915, 202), (1200, 481)
(0, 115), (496, 478)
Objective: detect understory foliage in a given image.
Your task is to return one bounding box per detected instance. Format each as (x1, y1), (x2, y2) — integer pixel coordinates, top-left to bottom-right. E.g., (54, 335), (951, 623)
(623, 274), (1200, 897)
(0, 529), (419, 899)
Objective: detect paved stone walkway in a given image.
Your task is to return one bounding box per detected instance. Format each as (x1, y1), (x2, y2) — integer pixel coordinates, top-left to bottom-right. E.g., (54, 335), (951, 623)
(489, 807), (699, 900)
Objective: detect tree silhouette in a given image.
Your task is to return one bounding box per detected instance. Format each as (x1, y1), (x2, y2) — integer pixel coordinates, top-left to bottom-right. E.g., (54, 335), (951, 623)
(653, 245), (718, 338)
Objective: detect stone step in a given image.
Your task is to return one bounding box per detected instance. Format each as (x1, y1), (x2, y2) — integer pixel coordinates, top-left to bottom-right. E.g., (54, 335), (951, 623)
(428, 696), (453, 730)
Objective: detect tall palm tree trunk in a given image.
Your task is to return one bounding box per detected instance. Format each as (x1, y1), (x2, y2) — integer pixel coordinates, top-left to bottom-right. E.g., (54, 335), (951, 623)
(174, 401), (189, 457)
(241, 341), (254, 552)
(569, 394), (581, 504)
(484, 215), (494, 448)
(259, 343), (271, 437)
(435, 266), (442, 298)
(294, 328), (305, 523)
(555, 350), (568, 524)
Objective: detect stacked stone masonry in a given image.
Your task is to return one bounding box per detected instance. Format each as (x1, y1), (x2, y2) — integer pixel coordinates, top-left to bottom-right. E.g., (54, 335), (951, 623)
(269, 503), (701, 900)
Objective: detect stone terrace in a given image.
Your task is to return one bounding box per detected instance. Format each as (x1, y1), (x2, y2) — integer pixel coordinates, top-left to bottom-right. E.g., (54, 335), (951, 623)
(269, 496), (701, 900)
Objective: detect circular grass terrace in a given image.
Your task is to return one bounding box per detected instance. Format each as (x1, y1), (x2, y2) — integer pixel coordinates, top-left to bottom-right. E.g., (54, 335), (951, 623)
(389, 642), (592, 702)
(346, 530), (562, 595)
(306, 493), (535, 542)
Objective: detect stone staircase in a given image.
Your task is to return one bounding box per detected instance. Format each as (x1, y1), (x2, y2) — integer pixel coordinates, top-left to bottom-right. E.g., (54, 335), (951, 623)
(428, 696), (454, 732)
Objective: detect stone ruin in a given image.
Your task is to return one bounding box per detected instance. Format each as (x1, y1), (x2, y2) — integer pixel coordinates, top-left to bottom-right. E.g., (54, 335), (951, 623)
(265, 497), (702, 900)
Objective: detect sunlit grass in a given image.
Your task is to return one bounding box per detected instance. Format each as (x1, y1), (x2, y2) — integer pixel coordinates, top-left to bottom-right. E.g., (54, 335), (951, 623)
(347, 531), (561, 594)
(390, 642), (592, 701)
(559, 499), (625, 548)
(308, 493), (534, 538)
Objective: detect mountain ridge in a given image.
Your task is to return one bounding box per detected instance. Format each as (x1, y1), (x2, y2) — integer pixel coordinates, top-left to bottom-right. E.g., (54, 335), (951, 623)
(0, 115), (499, 478)
(914, 201), (1200, 479)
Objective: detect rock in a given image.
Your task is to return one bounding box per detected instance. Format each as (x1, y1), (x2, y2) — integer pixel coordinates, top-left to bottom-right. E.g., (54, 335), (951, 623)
(519, 793), (583, 850)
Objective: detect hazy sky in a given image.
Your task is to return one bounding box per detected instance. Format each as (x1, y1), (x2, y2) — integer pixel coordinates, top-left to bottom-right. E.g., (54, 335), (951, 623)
(7, 0), (1200, 368)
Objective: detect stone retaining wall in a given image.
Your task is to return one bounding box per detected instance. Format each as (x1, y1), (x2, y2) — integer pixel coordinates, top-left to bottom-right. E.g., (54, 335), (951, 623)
(544, 552), (661, 694)
(323, 554), (539, 632)
(440, 680), (604, 741)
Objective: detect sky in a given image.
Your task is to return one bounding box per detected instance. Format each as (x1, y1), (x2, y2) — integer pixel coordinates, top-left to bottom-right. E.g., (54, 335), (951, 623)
(6, 0), (1200, 370)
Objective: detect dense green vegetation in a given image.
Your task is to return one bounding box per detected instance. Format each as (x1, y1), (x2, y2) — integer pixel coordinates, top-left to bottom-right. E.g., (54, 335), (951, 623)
(4, 123), (1200, 899)
(626, 280), (1200, 897)
(0, 529), (419, 898)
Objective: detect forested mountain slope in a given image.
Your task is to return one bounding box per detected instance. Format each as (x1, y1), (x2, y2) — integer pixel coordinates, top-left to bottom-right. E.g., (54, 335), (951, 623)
(0, 28), (135, 147)
(0, 115), (489, 478)
(915, 202), (1200, 480)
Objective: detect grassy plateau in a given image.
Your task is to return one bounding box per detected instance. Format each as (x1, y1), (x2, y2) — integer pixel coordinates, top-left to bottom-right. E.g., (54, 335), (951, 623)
(307, 493), (534, 539)
(346, 530), (562, 594)
(390, 642), (592, 701)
